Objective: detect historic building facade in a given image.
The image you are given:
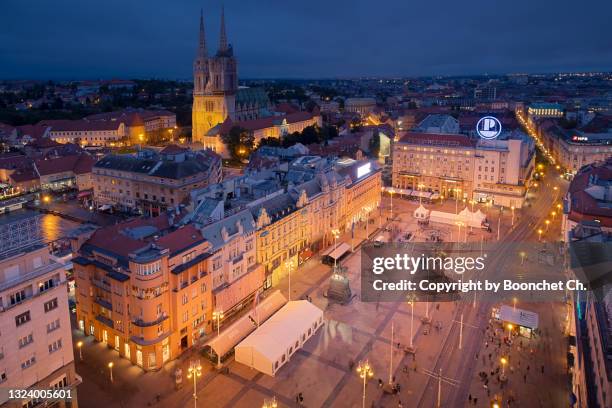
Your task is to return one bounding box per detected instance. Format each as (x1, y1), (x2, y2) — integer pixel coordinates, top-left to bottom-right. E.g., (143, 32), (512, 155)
(192, 10), (270, 145)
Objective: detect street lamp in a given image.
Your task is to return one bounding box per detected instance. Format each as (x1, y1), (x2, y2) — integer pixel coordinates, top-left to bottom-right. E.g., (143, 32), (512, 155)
(77, 341), (83, 361)
(389, 188), (394, 221)
(551, 211), (557, 220)
(212, 310), (224, 368)
(331, 228), (341, 269)
(519, 251), (526, 265)
(285, 259), (294, 301)
(513, 297), (517, 311)
(262, 396), (278, 408)
(406, 295), (416, 352)
(500, 357), (508, 376)
(545, 219), (550, 231)
(187, 360), (202, 408)
(108, 362), (114, 382)
(510, 206), (515, 226)
(417, 183), (425, 205)
(506, 323), (513, 340)
(537, 229), (543, 242)
(356, 360), (374, 408)
(455, 221), (465, 243)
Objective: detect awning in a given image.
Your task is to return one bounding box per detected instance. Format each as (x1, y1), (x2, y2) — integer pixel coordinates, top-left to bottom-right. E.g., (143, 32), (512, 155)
(77, 190), (93, 198)
(499, 305), (539, 329)
(98, 204), (112, 211)
(327, 242), (351, 261)
(205, 290), (287, 358)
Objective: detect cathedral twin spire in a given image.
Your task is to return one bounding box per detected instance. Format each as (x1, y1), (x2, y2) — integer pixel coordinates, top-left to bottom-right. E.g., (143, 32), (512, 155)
(197, 6), (229, 58)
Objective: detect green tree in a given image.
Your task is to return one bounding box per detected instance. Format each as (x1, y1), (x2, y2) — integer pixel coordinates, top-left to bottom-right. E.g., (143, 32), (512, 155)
(222, 126), (254, 160)
(369, 131), (381, 158)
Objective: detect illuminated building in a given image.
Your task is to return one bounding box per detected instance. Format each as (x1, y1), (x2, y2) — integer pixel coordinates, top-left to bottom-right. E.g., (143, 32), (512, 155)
(73, 215), (215, 371)
(192, 10), (270, 144)
(92, 145), (222, 216)
(0, 214), (80, 406)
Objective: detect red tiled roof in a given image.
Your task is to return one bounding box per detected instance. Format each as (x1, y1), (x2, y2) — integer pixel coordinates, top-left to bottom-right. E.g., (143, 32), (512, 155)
(16, 124), (50, 140)
(397, 132), (476, 147)
(10, 168), (39, 183)
(34, 154), (94, 176)
(39, 119), (122, 132)
(87, 215), (171, 258)
(0, 153), (29, 170)
(156, 224), (204, 255)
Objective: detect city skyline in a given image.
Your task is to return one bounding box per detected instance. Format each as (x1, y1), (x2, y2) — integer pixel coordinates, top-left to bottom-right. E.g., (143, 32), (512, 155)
(2, 0), (612, 80)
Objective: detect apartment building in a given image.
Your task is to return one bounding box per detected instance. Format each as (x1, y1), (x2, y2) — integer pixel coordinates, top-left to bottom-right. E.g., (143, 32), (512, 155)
(249, 191), (310, 289)
(537, 119), (612, 174)
(92, 145), (222, 215)
(0, 215), (80, 406)
(73, 215), (214, 371)
(197, 210), (264, 320)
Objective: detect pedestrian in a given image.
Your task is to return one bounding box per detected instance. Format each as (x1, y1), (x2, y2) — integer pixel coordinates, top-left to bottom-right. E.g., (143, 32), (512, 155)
(474, 397), (478, 405)
(378, 378), (383, 388)
(398, 400), (403, 408)
(488, 353), (492, 361)
(403, 365), (408, 373)
(541, 365), (544, 374)
(397, 342), (401, 349)
(469, 394), (472, 403)
(485, 341), (488, 348)
(299, 393), (303, 403)
(523, 374), (527, 383)
(527, 365), (530, 371)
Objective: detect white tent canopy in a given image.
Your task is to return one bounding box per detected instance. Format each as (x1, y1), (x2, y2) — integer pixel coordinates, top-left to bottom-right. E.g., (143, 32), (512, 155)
(235, 300), (325, 376)
(421, 207), (485, 228)
(205, 290), (287, 359)
(413, 204), (430, 219)
(322, 242), (351, 261)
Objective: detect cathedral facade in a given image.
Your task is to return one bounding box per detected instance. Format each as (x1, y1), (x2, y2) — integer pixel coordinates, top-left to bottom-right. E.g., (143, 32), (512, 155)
(192, 9), (270, 148)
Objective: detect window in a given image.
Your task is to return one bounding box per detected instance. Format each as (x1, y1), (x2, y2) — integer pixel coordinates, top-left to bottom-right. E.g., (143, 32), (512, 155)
(200, 283), (206, 293)
(47, 319), (61, 333)
(21, 356), (36, 369)
(10, 289), (26, 305)
(182, 294), (188, 305)
(39, 278), (55, 293)
(18, 333), (34, 348)
(0, 371), (6, 383)
(15, 311), (31, 327)
(48, 339), (63, 353)
(182, 311), (189, 323)
(44, 298), (59, 313)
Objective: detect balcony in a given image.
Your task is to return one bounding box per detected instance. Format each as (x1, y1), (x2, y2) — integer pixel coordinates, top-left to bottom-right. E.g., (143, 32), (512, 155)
(131, 312), (169, 328)
(91, 278), (111, 292)
(94, 297), (113, 311)
(95, 314), (114, 329)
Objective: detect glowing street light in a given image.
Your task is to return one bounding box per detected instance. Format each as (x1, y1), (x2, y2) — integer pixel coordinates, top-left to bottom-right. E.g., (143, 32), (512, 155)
(545, 219), (551, 231)
(356, 360), (374, 408)
(108, 362), (114, 382)
(285, 259), (294, 301)
(212, 310), (224, 368)
(537, 229), (543, 242)
(506, 323), (514, 340)
(187, 360), (203, 408)
(519, 251), (526, 265)
(551, 211), (557, 220)
(331, 228), (341, 269)
(500, 357), (508, 376)
(511, 206), (515, 226)
(77, 341), (83, 361)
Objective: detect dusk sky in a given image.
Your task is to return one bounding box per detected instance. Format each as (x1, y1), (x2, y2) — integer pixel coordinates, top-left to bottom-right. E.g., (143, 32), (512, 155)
(2, 0), (611, 79)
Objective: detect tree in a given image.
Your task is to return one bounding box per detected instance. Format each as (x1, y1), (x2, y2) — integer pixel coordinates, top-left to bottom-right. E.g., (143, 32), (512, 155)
(259, 137), (281, 147)
(222, 126), (254, 160)
(369, 131), (381, 158)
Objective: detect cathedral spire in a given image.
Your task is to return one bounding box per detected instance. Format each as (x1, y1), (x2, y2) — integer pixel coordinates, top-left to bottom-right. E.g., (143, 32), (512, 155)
(198, 9), (207, 57)
(219, 5), (228, 53)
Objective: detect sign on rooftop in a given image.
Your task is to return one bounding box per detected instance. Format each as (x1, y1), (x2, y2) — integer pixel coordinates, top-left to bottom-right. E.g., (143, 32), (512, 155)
(476, 116), (502, 140)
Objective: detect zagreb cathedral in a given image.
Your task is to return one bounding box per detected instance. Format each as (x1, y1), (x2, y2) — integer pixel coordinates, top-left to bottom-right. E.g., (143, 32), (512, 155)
(192, 8), (270, 145)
